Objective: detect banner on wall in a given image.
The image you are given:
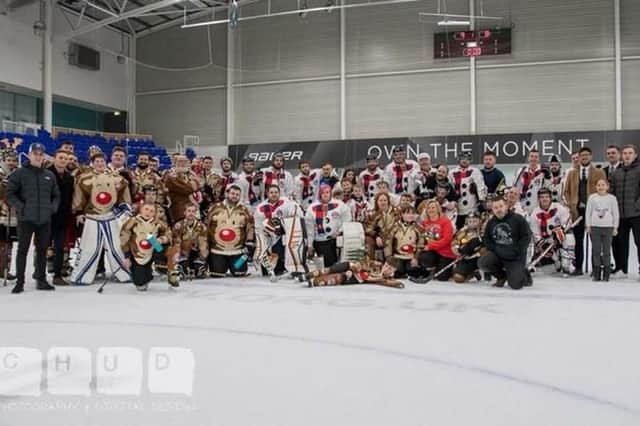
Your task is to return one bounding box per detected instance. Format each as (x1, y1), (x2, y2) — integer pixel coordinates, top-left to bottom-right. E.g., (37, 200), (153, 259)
(229, 130), (640, 169)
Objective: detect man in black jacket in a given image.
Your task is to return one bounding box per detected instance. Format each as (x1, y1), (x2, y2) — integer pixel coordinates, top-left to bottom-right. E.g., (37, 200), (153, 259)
(478, 196), (532, 290)
(48, 150), (74, 286)
(6, 143), (60, 293)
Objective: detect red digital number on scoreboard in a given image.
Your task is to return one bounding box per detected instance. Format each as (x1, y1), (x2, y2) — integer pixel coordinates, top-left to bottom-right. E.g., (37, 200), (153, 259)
(463, 47), (483, 56)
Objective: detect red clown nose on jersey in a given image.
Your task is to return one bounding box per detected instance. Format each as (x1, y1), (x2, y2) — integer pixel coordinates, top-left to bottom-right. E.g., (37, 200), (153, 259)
(401, 244), (415, 254)
(139, 239), (152, 250)
(219, 228), (237, 242)
(96, 191), (112, 205)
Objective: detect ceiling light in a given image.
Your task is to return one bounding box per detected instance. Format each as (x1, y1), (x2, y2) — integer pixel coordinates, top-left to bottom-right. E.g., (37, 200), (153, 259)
(437, 20), (471, 26)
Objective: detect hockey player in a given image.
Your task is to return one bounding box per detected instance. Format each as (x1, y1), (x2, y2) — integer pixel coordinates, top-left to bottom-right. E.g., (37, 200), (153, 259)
(358, 154), (384, 200)
(254, 185), (301, 276)
(163, 154), (204, 223)
(166, 203), (208, 281)
(347, 184), (368, 224)
(306, 257), (404, 288)
(480, 151), (506, 196)
(365, 192), (400, 261)
(236, 157), (263, 212)
(218, 157), (238, 197)
(408, 153), (434, 203)
(131, 151), (164, 203)
(260, 153), (294, 198)
(449, 151), (487, 229)
(384, 146), (418, 195)
(137, 185), (168, 225)
(305, 185), (352, 267)
(120, 203), (172, 291)
(547, 155), (564, 203)
(207, 185), (255, 277)
(70, 153), (132, 285)
(390, 207), (423, 278)
(529, 188), (576, 275)
(451, 213), (484, 284)
(514, 149), (550, 214)
(293, 160), (318, 211)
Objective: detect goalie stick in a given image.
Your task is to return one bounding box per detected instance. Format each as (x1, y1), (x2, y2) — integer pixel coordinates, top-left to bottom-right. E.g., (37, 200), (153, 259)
(527, 216), (583, 270)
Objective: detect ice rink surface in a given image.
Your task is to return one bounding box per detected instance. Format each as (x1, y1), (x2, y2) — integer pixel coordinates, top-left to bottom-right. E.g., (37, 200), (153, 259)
(1, 270), (640, 426)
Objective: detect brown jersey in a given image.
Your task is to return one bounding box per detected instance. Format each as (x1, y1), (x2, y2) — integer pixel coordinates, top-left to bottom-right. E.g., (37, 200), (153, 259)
(206, 201), (255, 255)
(163, 170), (202, 222)
(391, 221), (423, 260)
(171, 218), (208, 259)
(134, 202), (168, 225)
(73, 170), (131, 216)
(131, 167), (165, 202)
(0, 167), (17, 227)
(120, 215), (171, 265)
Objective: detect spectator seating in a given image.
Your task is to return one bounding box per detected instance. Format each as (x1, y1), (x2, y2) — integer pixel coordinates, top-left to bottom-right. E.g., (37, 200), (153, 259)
(0, 129), (174, 170)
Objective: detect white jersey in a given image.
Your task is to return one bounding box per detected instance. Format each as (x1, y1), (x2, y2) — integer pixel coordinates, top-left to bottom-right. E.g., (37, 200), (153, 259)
(293, 170), (320, 211)
(254, 197), (301, 235)
(347, 197), (368, 223)
(529, 202), (571, 241)
(236, 171), (262, 211)
(448, 166), (486, 216)
(358, 168), (385, 200)
(259, 166), (294, 199)
(514, 165), (549, 214)
(384, 160), (419, 195)
(304, 200), (352, 245)
(548, 171), (564, 204)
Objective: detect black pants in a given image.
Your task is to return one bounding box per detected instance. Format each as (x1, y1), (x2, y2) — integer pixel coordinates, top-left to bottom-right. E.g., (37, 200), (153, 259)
(51, 220), (66, 278)
(131, 259), (153, 286)
(395, 258), (421, 278)
(573, 208), (586, 273)
(456, 214), (467, 230)
(209, 253), (248, 276)
(612, 232), (624, 273)
(478, 251), (529, 290)
(313, 239), (338, 268)
(418, 251), (455, 281)
(616, 216), (640, 274)
(16, 221), (50, 285)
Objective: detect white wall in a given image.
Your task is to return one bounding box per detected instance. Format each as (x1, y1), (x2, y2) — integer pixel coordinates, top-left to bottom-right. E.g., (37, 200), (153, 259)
(0, 3), (130, 110)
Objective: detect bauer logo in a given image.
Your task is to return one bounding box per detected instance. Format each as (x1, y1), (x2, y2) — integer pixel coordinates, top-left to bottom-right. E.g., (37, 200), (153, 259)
(0, 347), (195, 396)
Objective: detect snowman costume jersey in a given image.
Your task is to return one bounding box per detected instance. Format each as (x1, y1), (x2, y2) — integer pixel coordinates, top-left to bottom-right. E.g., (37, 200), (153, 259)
(448, 152), (486, 225)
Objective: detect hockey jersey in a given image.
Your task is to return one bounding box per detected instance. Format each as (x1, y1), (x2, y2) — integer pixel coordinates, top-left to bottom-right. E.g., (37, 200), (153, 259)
(347, 196), (368, 223)
(304, 200), (352, 244)
(293, 170), (319, 211)
(73, 170), (131, 217)
(260, 166), (294, 198)
(358, 168), (385, 200)
(514, 165), (549, 214)
(236, 171), (263, 211)
(171, 218), (208, 259)
(529, 202), (571, 242)
(206, 200), (255, 256)
(254, 197), (301, 234)
(120, 215), (171, 265)
(408, 168), (434, 200)
(391, 221), (423, 260)
(384, 160), (418, 195)
(548, 171), (563, 204)
(448, 166), (486, 216)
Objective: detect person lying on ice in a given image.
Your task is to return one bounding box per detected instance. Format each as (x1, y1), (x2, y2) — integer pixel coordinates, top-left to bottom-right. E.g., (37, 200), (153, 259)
(306, 256), (404, 288)
(478, 195), (532, 289)
(120, 203), (172, 291)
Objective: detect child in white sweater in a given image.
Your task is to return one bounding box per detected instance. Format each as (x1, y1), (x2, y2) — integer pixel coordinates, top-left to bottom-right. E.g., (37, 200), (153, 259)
(586, 178), (619, 282)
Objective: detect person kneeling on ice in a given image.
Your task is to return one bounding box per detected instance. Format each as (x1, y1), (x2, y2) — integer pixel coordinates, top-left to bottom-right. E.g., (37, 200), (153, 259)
(306, 257), (404, 288)
(412, 200), (456, 283)
(478, 196), (532, 289)
(529, 188), (576, 276)
(166, 203), (208, 281)
(206, 185), (255, 277)
(120, 203), (172, 291)
(450, 212), (484, 284)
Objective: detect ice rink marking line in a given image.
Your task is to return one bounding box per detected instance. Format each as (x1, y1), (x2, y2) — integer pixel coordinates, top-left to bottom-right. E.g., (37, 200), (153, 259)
(0, 318), (638, 417)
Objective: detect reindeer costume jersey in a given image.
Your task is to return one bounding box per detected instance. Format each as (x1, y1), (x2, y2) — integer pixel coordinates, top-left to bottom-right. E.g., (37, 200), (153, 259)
(529, 201), (575, 274)
(207, 200), (255, 276)
(131, 167), (164, 203)
(166, 217), (208, 278)
(120, 214), (171, 287)
(70, 170), (132, 285)
(0, 148), (18, 278)
(514, 165), (549, 214)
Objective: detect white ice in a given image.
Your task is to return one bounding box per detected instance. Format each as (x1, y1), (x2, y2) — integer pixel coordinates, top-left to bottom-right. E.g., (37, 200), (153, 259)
(1, 264), (640, 426)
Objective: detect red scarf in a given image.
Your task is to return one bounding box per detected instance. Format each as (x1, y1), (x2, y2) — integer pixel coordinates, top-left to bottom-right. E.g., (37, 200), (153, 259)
(535, 207), (557, 238)
(259, 199), (285, 219)
(520, 167), (543, 199)
(453, 168), (472, 195)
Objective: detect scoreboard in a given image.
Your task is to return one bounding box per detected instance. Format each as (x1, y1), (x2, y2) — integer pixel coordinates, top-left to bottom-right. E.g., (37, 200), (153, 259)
(434, 27), (511, 59)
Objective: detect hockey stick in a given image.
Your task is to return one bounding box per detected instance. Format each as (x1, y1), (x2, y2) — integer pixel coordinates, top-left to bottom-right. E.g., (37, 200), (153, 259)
(527, 216), (583, 270)
(2, 206), (10, 287)
(410, 255), (468, 284)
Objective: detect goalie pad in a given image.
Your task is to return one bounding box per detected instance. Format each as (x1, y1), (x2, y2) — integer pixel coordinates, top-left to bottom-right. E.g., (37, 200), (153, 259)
(340, 222), (366, 262)
(282, 217), (307, 274)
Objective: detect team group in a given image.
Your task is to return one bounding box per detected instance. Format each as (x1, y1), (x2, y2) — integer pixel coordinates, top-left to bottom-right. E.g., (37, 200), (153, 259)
(1, 137), (635, 292)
